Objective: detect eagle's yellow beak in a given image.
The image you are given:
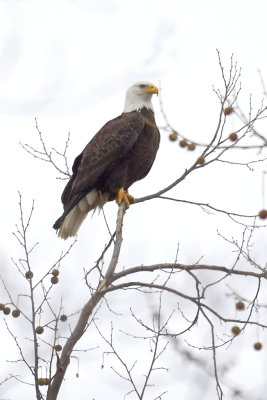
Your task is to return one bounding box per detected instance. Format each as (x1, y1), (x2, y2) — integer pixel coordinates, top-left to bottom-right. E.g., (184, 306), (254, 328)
(147, 84), (159, 95)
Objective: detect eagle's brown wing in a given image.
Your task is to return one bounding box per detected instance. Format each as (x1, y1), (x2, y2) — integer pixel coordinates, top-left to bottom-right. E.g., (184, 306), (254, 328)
(61, 111), (145, 214)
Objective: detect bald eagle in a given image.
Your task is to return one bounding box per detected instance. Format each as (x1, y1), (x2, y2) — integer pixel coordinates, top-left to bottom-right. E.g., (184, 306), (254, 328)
(53, 81), (160, 239)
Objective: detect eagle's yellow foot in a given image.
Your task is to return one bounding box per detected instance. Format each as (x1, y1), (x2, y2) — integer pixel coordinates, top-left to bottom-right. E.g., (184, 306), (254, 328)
(116, 188), (134, 208)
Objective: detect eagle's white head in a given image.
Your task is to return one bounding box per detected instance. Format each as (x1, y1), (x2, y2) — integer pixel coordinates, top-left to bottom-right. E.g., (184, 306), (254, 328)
(123, 81), (158, 113)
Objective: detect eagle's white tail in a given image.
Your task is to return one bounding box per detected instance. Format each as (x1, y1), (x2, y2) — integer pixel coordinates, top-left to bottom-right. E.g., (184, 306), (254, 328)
(58, 190), (109, 240)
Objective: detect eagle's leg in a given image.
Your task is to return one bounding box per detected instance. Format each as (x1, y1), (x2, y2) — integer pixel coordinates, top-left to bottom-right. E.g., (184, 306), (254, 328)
(116, 188), (134, 208)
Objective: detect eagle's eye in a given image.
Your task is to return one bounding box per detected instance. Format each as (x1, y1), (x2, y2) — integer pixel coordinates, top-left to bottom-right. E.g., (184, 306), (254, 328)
(139, 84), (146, 89)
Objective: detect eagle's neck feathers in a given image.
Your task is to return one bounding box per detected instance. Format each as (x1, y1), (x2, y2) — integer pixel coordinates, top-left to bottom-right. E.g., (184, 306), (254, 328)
(123, 96), (153, 113)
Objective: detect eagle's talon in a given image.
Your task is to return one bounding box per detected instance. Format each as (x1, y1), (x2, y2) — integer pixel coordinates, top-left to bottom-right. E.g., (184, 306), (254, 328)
(116, 188), (134, 208)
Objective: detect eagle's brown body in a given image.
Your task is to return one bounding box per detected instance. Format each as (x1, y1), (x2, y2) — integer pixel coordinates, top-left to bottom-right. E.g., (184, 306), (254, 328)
(53, 107), (160, 238)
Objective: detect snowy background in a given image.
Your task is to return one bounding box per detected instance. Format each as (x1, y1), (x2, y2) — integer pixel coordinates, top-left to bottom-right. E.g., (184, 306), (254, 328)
(1, 0), (267, 399)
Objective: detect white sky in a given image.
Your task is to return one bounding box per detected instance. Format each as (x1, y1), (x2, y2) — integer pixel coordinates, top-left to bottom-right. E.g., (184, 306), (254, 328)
(1, 0), (267, 399)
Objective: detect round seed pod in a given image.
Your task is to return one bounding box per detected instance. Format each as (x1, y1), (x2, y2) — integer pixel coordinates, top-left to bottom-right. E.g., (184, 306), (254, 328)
(196, 156), (205, 165)
(254, 342), (262, 351)
(51, 276), (59, 284)
(60, 314), (67, 322)
(169, 131), (178, 141)
(236, 301), (245, 310)
(258, 209), (267, 219)
(52, 269), (59, 277)
(231, 326), (241, 335)
(3, 307), (10, 315)
(179, 139), (188, 148)
(35, 326), (44, 335)
(54, 344), (62, 352)
(0, 303), (5, 311)
(12, 309), (21, 318)
(25, 271), (33, 279)
(229, 132), (238, 141)
(187, 143), (196, 151)
(224, 106), (234, 115)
